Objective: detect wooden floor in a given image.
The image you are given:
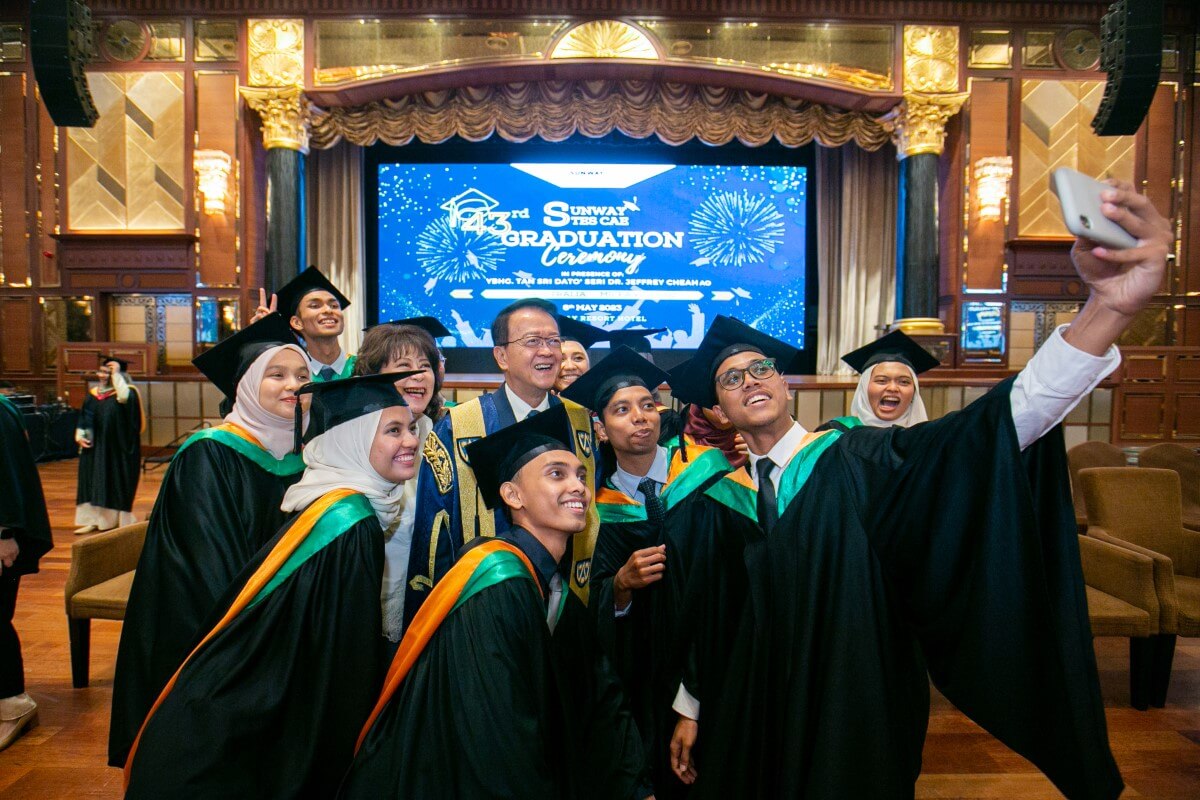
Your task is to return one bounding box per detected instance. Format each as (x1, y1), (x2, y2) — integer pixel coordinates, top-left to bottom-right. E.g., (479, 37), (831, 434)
(1, 461), (1198, 798)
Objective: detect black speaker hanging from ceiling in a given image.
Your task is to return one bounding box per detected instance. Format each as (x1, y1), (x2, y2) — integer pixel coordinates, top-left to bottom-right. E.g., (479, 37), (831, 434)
(29, 0), (99, 128)
(1091, 0), (1163, 136)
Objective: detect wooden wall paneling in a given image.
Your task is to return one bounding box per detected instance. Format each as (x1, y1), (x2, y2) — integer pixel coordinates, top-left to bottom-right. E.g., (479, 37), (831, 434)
(36, 101), (60, 287)
(938, 111), (966, 331)
(0, 73), (30, 287)
(195, 71), (240, 287)
(1184, 81), (1200, 345)
(964, 77), (1009, 292)
(0, 295), (34, 373)
(1141, 83), (1178, 302)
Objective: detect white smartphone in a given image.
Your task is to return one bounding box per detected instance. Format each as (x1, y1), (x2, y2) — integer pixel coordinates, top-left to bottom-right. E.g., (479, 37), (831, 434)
(1050, 167), (1138, 250)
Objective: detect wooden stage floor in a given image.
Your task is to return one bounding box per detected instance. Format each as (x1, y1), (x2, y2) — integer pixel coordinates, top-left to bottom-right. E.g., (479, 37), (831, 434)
(1, 460), (1198, 798)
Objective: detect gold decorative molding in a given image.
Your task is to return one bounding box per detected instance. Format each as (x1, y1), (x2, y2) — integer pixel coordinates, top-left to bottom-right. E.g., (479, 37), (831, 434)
(903, 25), (959, 93)
(880, 91), (968, 158)
(239, 85), (309, 153)
(247, 18), (304, 88)
(550, 20), (658, 60)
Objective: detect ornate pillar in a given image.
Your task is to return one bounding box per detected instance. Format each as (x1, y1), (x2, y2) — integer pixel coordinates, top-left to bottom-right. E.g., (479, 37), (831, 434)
(881, 26), (969, 332)
(239, 20), (308, 294)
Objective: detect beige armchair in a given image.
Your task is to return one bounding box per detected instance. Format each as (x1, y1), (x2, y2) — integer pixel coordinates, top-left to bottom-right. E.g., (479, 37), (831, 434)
(1077, 535), (1158, 709)
(1067, 442), (1126, 534)
(1080, 467), (1200, 707)
(64, 521), (146, 688)
(1139, 443), (1200, 532)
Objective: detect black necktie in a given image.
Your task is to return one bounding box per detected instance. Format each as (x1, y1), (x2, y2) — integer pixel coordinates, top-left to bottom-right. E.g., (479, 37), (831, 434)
(526, 409), (540, 420)
(755, 458), (778, 533)
(639, 477), (664, 527)
(319, 366), (336, 381)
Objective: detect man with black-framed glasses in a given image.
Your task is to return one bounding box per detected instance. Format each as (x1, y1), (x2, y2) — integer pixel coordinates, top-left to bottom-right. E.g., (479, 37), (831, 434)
(664, 182), (1169, 800)
(406, 298), (601, 630)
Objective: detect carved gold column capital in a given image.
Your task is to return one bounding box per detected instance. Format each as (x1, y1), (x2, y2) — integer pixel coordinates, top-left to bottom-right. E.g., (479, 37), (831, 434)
(240, 85), (310, 153)
(880, 91), (969, 158)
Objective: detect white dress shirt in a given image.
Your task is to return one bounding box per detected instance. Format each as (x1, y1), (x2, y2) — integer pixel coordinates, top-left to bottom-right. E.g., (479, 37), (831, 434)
(504, 383), (551, 420)
(672, 324), (1122, 721)
(307, 347), (349, 378)
(612, 445), (670, 503)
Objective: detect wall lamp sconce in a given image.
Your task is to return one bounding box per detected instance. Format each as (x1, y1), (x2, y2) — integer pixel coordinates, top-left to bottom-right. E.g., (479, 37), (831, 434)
(194, 149), (233, 216)
(972, 156), (1012, 222)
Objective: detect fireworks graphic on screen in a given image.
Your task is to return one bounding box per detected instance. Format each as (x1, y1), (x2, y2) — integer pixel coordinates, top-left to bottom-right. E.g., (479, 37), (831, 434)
(415, 217), (506, 283)
(688, 191), (786, 269)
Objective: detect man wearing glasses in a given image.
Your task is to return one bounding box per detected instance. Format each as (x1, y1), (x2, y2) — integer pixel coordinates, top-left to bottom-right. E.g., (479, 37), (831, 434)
(664, 182), (1169, 799)
(406, 298), (600, 629)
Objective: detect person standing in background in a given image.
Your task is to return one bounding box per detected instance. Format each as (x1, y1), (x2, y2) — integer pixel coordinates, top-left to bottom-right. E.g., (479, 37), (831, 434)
(74, 356), (143, 534)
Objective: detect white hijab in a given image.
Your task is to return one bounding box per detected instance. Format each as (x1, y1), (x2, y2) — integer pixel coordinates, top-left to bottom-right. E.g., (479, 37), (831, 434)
(225, 344), (309, 460)
(281, 409), (408, 529)
(850, 361), (929, 428)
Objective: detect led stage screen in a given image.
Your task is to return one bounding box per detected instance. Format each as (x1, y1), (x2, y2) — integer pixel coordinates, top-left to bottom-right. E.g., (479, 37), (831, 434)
(374, 161), (809, 350)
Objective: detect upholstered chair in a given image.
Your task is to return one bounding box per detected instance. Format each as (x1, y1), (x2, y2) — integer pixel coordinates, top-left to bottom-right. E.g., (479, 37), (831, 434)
(1139, 443), (1200, 532)
(1080, 467), (1200, 707)
(1067, 442), (1126, 533)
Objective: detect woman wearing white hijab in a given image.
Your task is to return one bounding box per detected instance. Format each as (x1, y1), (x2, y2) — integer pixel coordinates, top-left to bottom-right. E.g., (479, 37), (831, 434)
(109, 313), (311, 768)
(821, 330), (938, 432)
(124, 373), (420, 800)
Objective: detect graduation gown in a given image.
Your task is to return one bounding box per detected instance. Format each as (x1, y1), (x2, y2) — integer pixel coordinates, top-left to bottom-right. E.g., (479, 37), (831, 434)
(342, 532), (648, 800)
(406, 388), (597, 626)
(123, 490), (387, 799)
(0, 395), (53, 576)
(108, 424), (306, 767)
(591, 443), (753, 798)
(76, 386), (142, 511)
(697, 379), (1121, 800)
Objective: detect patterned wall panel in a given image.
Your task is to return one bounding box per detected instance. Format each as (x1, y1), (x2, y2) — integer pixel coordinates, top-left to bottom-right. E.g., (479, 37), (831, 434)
(1018, 79), (1134, 238)
(67, 72), (186, 231)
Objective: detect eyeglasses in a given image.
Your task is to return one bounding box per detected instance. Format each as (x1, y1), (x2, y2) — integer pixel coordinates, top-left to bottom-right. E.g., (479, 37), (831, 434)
(715, 358), (778, 391)
(500, 336), (563, 350)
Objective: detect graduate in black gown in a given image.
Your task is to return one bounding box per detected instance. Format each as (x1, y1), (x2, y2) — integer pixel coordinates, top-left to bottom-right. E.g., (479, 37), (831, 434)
(73, 356), (143, 533)
(563, 347), (755, 798)
(816, 330), (938, 433)
(342, 405), (650, 800)
(0, 392), (53, 750)
(108, 313), (311, 767)
(665, 181), (1171, 800)
(123, 372), (422, 799)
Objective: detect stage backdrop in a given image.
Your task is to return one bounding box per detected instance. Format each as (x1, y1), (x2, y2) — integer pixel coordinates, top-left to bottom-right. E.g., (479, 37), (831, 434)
(373, 161), (809, 350)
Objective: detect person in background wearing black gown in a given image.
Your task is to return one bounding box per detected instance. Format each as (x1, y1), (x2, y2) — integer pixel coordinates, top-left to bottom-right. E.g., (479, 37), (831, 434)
(342, 405), (651, 800)
(817, 329), (939, 434)
(123, 372), (421, 799)
(108, 313), (311, 768)
(73, 356), (142, 534)
(563, 347), (756, 798)
(666, 181), (1171, 800)
(0, 391), (53, 751)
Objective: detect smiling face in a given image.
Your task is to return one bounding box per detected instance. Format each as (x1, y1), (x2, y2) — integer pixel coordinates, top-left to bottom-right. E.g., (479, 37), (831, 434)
(554, 340), (590, 392)
(368, 405), (420, 484)
(712, 350), (792, 436)
(383, 347), (435, 417)
(291, 290), (344, 340)
(256, 348), (311, 418)
(500, 448), (590, 538)
(493, 308), (561, 399)
(597, 385), (660, 460)
(865, 362), (916, 422)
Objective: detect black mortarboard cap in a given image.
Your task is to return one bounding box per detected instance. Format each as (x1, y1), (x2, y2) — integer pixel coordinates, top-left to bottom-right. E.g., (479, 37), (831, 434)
(841, 330), (940, 376)
(557, 315), (610, 348)
(294, 371), (419, 450)
(193, 312), (299, 400)
(465, 404), (576, 509)
(362, 315), (452, 340)
(667, 315), (800, 408)
(275, 266), (351, 318)
(100, 354), (131, 372)
(604, 327), (667, 355)
(560, 346), (670, 413)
